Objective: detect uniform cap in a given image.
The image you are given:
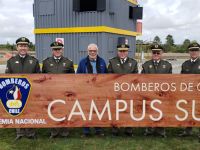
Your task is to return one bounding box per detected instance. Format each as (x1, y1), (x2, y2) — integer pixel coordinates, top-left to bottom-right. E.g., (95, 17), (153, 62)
(117, 37), (130, 51)
(50, 42), (64, 49)
(16, 37), (30, 45)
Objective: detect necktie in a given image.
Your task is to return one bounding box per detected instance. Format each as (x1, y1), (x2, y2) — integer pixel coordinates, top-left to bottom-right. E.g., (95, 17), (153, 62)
(154, 61), (158, 70)
(55, 59), (59, 63)
(121, 59), (125, 64)
(20, 57), (25, 64)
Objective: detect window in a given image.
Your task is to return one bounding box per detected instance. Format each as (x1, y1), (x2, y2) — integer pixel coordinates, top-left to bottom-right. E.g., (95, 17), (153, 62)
(129, 6), (143, 20)
(80, 0), (97, 11)
(129, 6), (133, 19)
(73, 0), (106, 12)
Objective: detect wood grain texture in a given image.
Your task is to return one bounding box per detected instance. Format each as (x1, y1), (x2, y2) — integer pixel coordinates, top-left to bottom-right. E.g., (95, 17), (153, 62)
(0, 74), (200, 128)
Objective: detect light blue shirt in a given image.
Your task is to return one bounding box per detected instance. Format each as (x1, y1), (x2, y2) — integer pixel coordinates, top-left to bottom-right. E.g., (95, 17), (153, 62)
(90, 60), (97, 74)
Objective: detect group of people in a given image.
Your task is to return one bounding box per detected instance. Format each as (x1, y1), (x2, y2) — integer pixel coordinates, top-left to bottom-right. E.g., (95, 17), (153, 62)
(5, 36), (200, 141)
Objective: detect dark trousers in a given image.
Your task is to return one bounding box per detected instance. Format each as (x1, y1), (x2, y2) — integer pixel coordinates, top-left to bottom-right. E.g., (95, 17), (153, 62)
(16, 128), (35, 137)
(145, 127), (165, 135)
(83, 127), (102, 134)
(112, 127), (133, 135)
(50, 128), (69, 137)
(183, 127), (193, 134)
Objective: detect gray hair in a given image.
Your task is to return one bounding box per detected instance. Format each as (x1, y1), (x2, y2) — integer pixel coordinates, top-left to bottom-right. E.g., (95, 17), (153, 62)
(87, 43), (99, 51)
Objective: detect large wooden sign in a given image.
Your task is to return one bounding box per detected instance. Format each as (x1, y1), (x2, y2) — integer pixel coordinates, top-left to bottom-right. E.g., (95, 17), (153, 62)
(1, 74), (200, 128)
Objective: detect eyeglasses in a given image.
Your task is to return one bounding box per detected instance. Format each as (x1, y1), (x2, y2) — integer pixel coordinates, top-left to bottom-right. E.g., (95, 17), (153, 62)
(152, 51), (161, 55)
(118, 50), (128, 53)
(53, 48), (62, 51)
(88, 50), (97, 53)
(18, 44), (29, 48)
(189, 49), (199, 52)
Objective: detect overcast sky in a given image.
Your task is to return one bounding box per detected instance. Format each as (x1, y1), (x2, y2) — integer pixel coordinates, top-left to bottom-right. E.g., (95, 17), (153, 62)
(0, 0), (199, 44)
(138, 0), (200, 44)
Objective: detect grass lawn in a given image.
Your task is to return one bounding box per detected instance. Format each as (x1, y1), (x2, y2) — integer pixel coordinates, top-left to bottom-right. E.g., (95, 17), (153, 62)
(0, 128), (200, 150)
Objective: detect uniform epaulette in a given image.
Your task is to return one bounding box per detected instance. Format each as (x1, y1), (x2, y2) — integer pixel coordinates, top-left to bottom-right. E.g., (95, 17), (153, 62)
(8, 56), (15, 61)
(64, 57), (73, 62)
(68, 58), (73, 62)
(30, 55), (38, 60)
(163, 60), (172, 65)
(129, 58), (136, 61)
(109, 57), (116, 61)
(143, 60), (151, 65)
(43, 57), (51, 62)
(182, 59), (190, 65)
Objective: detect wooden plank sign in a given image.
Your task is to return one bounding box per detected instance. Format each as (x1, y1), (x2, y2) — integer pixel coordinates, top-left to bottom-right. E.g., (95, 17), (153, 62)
(1, 74), (200, 128)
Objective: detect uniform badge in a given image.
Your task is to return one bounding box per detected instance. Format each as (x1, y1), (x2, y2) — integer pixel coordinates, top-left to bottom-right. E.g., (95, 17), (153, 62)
(129, 63), (132, 67)
(15, 61), (19, 64)
(163, 65), (166, 69)
(149, 65), (153, 69)
(122, 45), (126, 48)
(50, 64), (54, 67)
(21, 37), (26, 41)
(0, 78), (31, 116)
(29, 60), (33, 64)
(63, 63), (66, 67)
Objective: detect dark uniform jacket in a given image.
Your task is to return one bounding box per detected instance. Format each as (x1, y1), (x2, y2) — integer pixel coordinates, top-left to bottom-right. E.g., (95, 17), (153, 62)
(108, 57), (138, 73)
(42, 56), (75, 74)
(5, 54), (40, 73)
(141, 59), (172, 74)
(181, 58), (200, 74)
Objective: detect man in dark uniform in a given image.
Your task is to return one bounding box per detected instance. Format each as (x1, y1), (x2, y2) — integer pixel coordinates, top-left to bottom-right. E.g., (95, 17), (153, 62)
(5, 37), (40, 140)
(108, 37), (138, 136)
(42, 41), (75, 139)
(142, 44), (172, 138)
(108, 38), (138, 74)
(178, 42), (200, 138)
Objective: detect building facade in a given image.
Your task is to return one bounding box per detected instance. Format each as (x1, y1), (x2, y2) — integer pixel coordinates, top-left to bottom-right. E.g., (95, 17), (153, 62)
(33, 0), (142, 63)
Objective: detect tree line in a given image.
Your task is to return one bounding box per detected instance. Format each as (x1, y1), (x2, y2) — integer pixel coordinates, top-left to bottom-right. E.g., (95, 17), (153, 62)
(0, 42), (35, 51)
(137, 35), (198, 53)
(0, 35), (198, 53)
